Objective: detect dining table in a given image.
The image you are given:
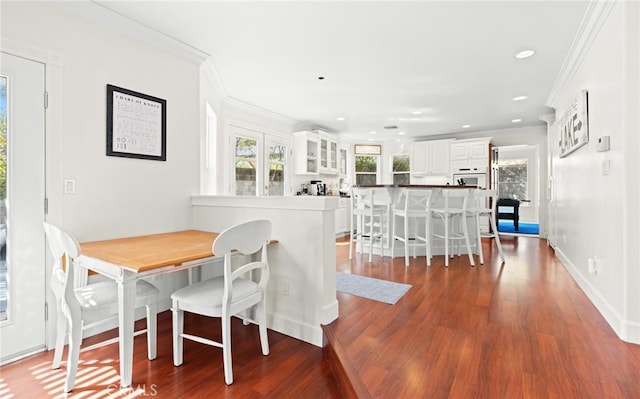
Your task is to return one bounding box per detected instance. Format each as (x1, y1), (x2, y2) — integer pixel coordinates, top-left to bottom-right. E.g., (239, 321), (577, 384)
(78, 229), (221, 388)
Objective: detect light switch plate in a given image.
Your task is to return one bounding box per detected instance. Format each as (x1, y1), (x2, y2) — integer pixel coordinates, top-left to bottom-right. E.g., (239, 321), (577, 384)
(64, 179), (76, 194)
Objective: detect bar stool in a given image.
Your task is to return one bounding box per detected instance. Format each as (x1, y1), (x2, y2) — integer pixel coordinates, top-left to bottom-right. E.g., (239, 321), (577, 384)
(349, 187), (385, 261)
(468, 189), (505, 264)
(391, 189), (432, 267)
(431, 188), (475, 267)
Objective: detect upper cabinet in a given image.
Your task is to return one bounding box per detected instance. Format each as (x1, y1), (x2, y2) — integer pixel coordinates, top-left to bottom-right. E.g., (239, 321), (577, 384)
(319, 133), (339, 174)
(294, 130), (340, 175)
(338, 146), (348, 176)
(293, 131), (319, 175)
(450, 138), (491, 163)
(411, 139), (453, 176)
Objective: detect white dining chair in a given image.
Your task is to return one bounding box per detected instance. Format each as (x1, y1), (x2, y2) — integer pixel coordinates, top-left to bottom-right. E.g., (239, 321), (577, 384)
(171, 219), (271, 385)
(468, 189), (506, 264)
(391, 189), (433, 267)
(431, 189), (475, 267)
(43, 222), (158, 393)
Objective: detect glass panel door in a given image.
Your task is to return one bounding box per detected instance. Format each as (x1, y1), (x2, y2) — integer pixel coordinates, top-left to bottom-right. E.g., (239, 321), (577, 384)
(234, 136), (259, 196)
(267, 142), (286, 196)
(0, 52), (46, 363)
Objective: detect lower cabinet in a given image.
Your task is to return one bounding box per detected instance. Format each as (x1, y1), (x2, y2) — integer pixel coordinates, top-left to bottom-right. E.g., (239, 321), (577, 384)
(335, 197), (350, 235)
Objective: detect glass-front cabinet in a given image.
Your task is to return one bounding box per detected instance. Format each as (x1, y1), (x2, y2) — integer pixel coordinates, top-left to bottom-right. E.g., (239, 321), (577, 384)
(319, 133), (338, 174)
(293, 131), (319, 175)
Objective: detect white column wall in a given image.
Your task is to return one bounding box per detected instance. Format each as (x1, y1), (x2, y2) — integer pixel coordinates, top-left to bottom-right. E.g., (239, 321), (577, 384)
(190, 195), (339, 347)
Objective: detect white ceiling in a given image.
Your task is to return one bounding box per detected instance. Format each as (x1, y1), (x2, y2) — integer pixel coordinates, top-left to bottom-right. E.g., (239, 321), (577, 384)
(86, 1), (589, 142)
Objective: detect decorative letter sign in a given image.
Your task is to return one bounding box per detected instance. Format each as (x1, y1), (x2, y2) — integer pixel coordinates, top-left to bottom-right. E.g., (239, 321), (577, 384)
(558, 90), (588, 158)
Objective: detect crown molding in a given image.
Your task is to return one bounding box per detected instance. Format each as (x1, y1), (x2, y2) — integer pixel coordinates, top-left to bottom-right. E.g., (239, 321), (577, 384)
(546, 0), (617, 106)
(53, 1), (209, 65)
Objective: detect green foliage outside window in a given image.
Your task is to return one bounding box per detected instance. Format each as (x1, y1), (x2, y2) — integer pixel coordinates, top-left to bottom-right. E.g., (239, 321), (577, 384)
(355, 156), (377, 172)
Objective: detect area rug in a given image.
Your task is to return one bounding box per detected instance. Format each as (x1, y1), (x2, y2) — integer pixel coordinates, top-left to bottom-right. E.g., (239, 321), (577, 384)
(498, 220), (539, 235)
(336, 272), (411, 305)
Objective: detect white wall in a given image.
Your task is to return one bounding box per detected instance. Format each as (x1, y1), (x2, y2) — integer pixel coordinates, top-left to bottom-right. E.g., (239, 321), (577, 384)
(1, 2), (201, 241)
(1, 1), (202, 347)
(548, 1), (640, 343)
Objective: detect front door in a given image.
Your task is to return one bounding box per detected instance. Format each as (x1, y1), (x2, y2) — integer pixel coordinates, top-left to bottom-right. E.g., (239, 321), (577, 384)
(0, 52), (47, 364)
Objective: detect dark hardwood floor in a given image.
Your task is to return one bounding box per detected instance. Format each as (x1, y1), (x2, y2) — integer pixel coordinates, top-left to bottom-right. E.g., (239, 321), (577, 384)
(3, 235), (640, 398)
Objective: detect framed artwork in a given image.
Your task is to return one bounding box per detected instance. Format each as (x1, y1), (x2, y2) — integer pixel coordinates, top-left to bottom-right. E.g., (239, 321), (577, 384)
(354, 144), (382, 155)
(106, 84), (166, 161)
(558, 90), (589, 158)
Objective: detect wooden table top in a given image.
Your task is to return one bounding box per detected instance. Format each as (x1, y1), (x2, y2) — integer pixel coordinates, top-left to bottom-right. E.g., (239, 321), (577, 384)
(80, 230), (219, 273)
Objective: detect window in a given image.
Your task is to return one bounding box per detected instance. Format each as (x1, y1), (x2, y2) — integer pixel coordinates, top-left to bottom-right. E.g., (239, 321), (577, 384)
(234, 136), (258, 196)
(201, 103), (217, 195)
(355, 155), (378, 186)
(498, 159), (527, 200)
(267, 143), (286, 196)
(392, 154), (410, 185)
(229, 125), (289, 196)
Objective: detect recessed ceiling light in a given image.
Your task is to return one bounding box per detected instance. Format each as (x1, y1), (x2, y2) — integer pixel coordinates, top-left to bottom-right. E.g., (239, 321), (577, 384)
(512, 96), (528, 101)
(398, 131), (406, 135)
(512, 118), (523, 123)
(412, 111), (422, 115)
(462, 125), (471, 128)
(336, 117), (345, 121)
(515, 50), (535, 59)
(369, 131), (377, 135)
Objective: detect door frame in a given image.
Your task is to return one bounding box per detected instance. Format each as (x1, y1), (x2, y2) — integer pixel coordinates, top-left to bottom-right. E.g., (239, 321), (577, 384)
(1, 39), (65, 353)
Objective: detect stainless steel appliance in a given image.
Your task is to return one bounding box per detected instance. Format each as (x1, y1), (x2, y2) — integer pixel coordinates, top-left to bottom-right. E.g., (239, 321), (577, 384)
(310, 180), (326, 196)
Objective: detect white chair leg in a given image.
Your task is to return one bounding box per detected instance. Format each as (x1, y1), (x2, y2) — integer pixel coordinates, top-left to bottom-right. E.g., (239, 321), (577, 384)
(146, 303), (157, 360)
(257, 301), (269, 356)
(490, 214), (506, 263)
(52, 302), (67, 370)
(404, 216), (410, 267)
(462, 214), (475, 266)
(425, 216), (431, 267)
(172, 306), (184, 367)
(476, 213), (484, 265)
(444, 214), (449, 267)
(222, 316), (233, 385)
(65, 317), (82, 393)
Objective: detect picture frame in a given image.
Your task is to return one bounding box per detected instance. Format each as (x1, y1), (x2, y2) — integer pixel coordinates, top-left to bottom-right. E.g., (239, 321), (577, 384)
(354, 144), (382, 155)
(558, 89), (589, 158)
(106, 84), (167, 161)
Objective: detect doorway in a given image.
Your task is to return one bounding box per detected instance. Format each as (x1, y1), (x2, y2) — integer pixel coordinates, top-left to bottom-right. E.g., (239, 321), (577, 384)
(0, 52), (47, 364)
(494, 145), (540, 236)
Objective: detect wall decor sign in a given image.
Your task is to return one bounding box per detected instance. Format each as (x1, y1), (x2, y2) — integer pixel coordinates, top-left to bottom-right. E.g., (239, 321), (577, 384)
(107, 84), (166, 161)
(354, 144), (382, 155)
(558, 89), (589, 158)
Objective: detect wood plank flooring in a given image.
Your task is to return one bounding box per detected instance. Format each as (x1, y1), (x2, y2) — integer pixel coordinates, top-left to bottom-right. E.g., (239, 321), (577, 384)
(3, 235), (640, 398)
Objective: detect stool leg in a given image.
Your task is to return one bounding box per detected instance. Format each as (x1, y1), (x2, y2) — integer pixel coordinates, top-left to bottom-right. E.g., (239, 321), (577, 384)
(476, 212), (484, 265)
(462, 214), (475, 266)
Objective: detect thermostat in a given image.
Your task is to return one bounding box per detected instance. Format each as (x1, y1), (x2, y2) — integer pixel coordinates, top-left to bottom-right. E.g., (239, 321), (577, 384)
(596, 136), (610, 152)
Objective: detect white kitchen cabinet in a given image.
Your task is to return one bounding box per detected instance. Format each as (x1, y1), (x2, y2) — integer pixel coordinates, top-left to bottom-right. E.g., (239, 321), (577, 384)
(319, 133), (338, 174)
(293, 131), (319, 175)
(338, 146), (348, 175)
(450, 138), (491, 162)
(410, 139), (452, 176)
(335, 197), (350, 235)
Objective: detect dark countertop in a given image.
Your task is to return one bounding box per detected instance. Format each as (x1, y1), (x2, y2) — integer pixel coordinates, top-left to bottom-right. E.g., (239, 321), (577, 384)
(354, 184), (477, 189)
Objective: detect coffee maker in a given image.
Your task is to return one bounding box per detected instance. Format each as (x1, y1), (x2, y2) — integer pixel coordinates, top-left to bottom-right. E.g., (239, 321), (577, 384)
(310, 180), (326, 196)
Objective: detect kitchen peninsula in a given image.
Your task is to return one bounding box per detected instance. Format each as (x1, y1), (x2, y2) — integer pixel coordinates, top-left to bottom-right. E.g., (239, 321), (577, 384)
(351, 184), (481, 259)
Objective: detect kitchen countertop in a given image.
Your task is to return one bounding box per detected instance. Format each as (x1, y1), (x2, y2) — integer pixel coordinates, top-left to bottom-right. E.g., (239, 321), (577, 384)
(354, 184), (477, 189)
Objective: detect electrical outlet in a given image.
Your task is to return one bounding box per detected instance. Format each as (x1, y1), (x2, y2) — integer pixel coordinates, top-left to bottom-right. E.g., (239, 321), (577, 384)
(281, 279), (290, 296)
